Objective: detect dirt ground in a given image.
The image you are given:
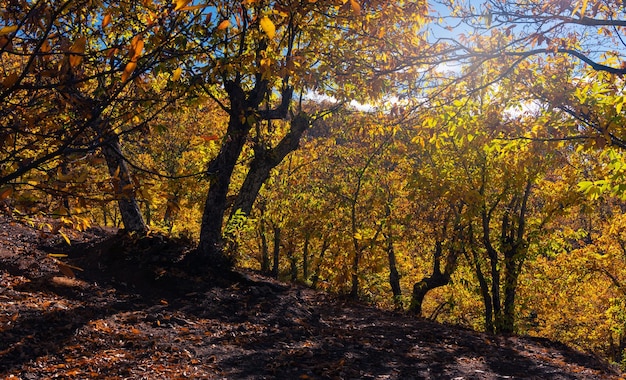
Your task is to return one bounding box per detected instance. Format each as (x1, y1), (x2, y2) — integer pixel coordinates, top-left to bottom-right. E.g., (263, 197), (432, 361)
(0, 215), (623, 379)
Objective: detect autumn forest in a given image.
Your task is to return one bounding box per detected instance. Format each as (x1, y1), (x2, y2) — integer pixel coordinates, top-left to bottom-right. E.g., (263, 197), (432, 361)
(2, 0), (626, 371)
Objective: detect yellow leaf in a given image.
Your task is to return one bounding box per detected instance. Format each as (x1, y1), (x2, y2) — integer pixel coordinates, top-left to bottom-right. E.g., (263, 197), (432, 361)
(350, 0), (361, 15)
(174, 0), (191, 11)
(102, 14), (112, 28)
(48, 253), (68, 258)
(260, 16), (276, 39)
(0, 25), (18, 35)
(217, 19), (230, 30)
(579, 0), (589, 18)
(172, 66), (182, 81)
(69, 36), (87, 68)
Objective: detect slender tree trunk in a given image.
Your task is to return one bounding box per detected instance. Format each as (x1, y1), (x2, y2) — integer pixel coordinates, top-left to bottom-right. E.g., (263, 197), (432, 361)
(385, 231), (402, 309)
(350, 249), (361, 299)
(502, 250), (519, 334)
(288, 246), (298, 282)
(303, 233), (310, 281)
(101, 135), (147, 234)
(259, 220), (270, 274)
(468, 248), (494, 333)
(311, 238), (329, 289)
(271, 224), (281, 278)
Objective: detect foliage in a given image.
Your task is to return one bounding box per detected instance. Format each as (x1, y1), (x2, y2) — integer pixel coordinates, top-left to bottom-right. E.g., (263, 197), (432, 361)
(4, 0), (626, 367)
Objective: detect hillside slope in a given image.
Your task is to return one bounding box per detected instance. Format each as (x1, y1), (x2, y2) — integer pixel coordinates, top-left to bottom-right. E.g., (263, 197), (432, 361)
(0, 216), (622, 379)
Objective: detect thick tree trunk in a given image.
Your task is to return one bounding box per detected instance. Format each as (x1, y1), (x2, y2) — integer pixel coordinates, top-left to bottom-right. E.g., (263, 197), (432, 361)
(231, 114), (309, 218)
(101, 135), (147, 234)
(409, 271), (451, 316)
(409, 241), (450, 315)
(190, 78), (292, 270)
(192, 82), (253, 268)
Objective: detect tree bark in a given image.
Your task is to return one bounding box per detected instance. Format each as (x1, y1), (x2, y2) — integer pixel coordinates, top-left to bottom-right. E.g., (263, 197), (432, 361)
(190, 78), (293, 270)
(303, 233), (310, 281)
(230, 113), (309, 218)
(272, 224), (281, 278)
(101, 135), (147, 234)
(193, 82), (253, 268)
(409, 241), (450, 315)
(311, 238), (329, 289)
(385, 231), (402, 310)
(259, 220), (271, 274)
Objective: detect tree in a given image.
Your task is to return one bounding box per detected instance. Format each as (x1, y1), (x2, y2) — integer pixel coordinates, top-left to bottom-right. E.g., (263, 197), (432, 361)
(0, 0), (198, 233)
(181, 0), (437, 269)
(440, 0), (626, 75)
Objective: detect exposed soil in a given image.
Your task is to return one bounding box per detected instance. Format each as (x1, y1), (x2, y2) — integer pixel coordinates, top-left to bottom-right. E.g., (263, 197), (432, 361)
(0, 215), (623, 379)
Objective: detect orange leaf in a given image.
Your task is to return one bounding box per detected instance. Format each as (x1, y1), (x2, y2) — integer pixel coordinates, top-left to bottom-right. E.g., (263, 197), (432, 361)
(0, 25), (18, 35)
(122, 61), (137, 82)
(174, 0), (192, 11)
(57, 261), (75, 277)
(69, 36), (87, 68)
(350, 0), (361, 15)
(200, 134), (219, 142)
(102, 13), (112, 28)
(2, 72), (18, 88)
(217, 19), (230, 31)
(0, 186), (13, 200)
(131, 36), (144, 60)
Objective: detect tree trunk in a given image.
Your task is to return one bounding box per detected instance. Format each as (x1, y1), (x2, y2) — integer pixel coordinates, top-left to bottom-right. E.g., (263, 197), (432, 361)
(271, 224), (281, 278)
(502, 251), (519, 334)
(303, 233), (310, 281)
(409, 271), (451, 316)
(193, 83), (252, 268)
(470, 248), (494, 333)
(409, 241), (449, 315)
(101, 135), (147, 234)
(350, 249), (361, 299)
(385, 231), (402, 309)
(230, 114), (309, 218)
(311, 238), (329, 289)
(259, 220), (270, 274)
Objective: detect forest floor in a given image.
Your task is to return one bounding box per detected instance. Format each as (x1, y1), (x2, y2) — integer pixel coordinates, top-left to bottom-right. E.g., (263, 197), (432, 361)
(0, 215), (623, 380)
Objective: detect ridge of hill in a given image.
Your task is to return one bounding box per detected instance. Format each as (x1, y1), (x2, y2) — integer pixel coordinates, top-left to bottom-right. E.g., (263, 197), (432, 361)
(0, 216), (622, 379)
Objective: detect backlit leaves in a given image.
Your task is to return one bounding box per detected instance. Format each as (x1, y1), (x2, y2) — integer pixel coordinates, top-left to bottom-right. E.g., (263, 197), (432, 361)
(217, 19), (230, 31)
(259, 16), (276, 39)
(69, 37), (87, 68)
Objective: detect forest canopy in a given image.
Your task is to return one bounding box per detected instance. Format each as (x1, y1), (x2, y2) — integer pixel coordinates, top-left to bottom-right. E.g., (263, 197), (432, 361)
(1, 0), (626, 368)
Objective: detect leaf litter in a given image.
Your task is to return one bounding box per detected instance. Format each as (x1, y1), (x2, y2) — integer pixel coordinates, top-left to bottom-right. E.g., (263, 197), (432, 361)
(0, 215), (622, 379)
